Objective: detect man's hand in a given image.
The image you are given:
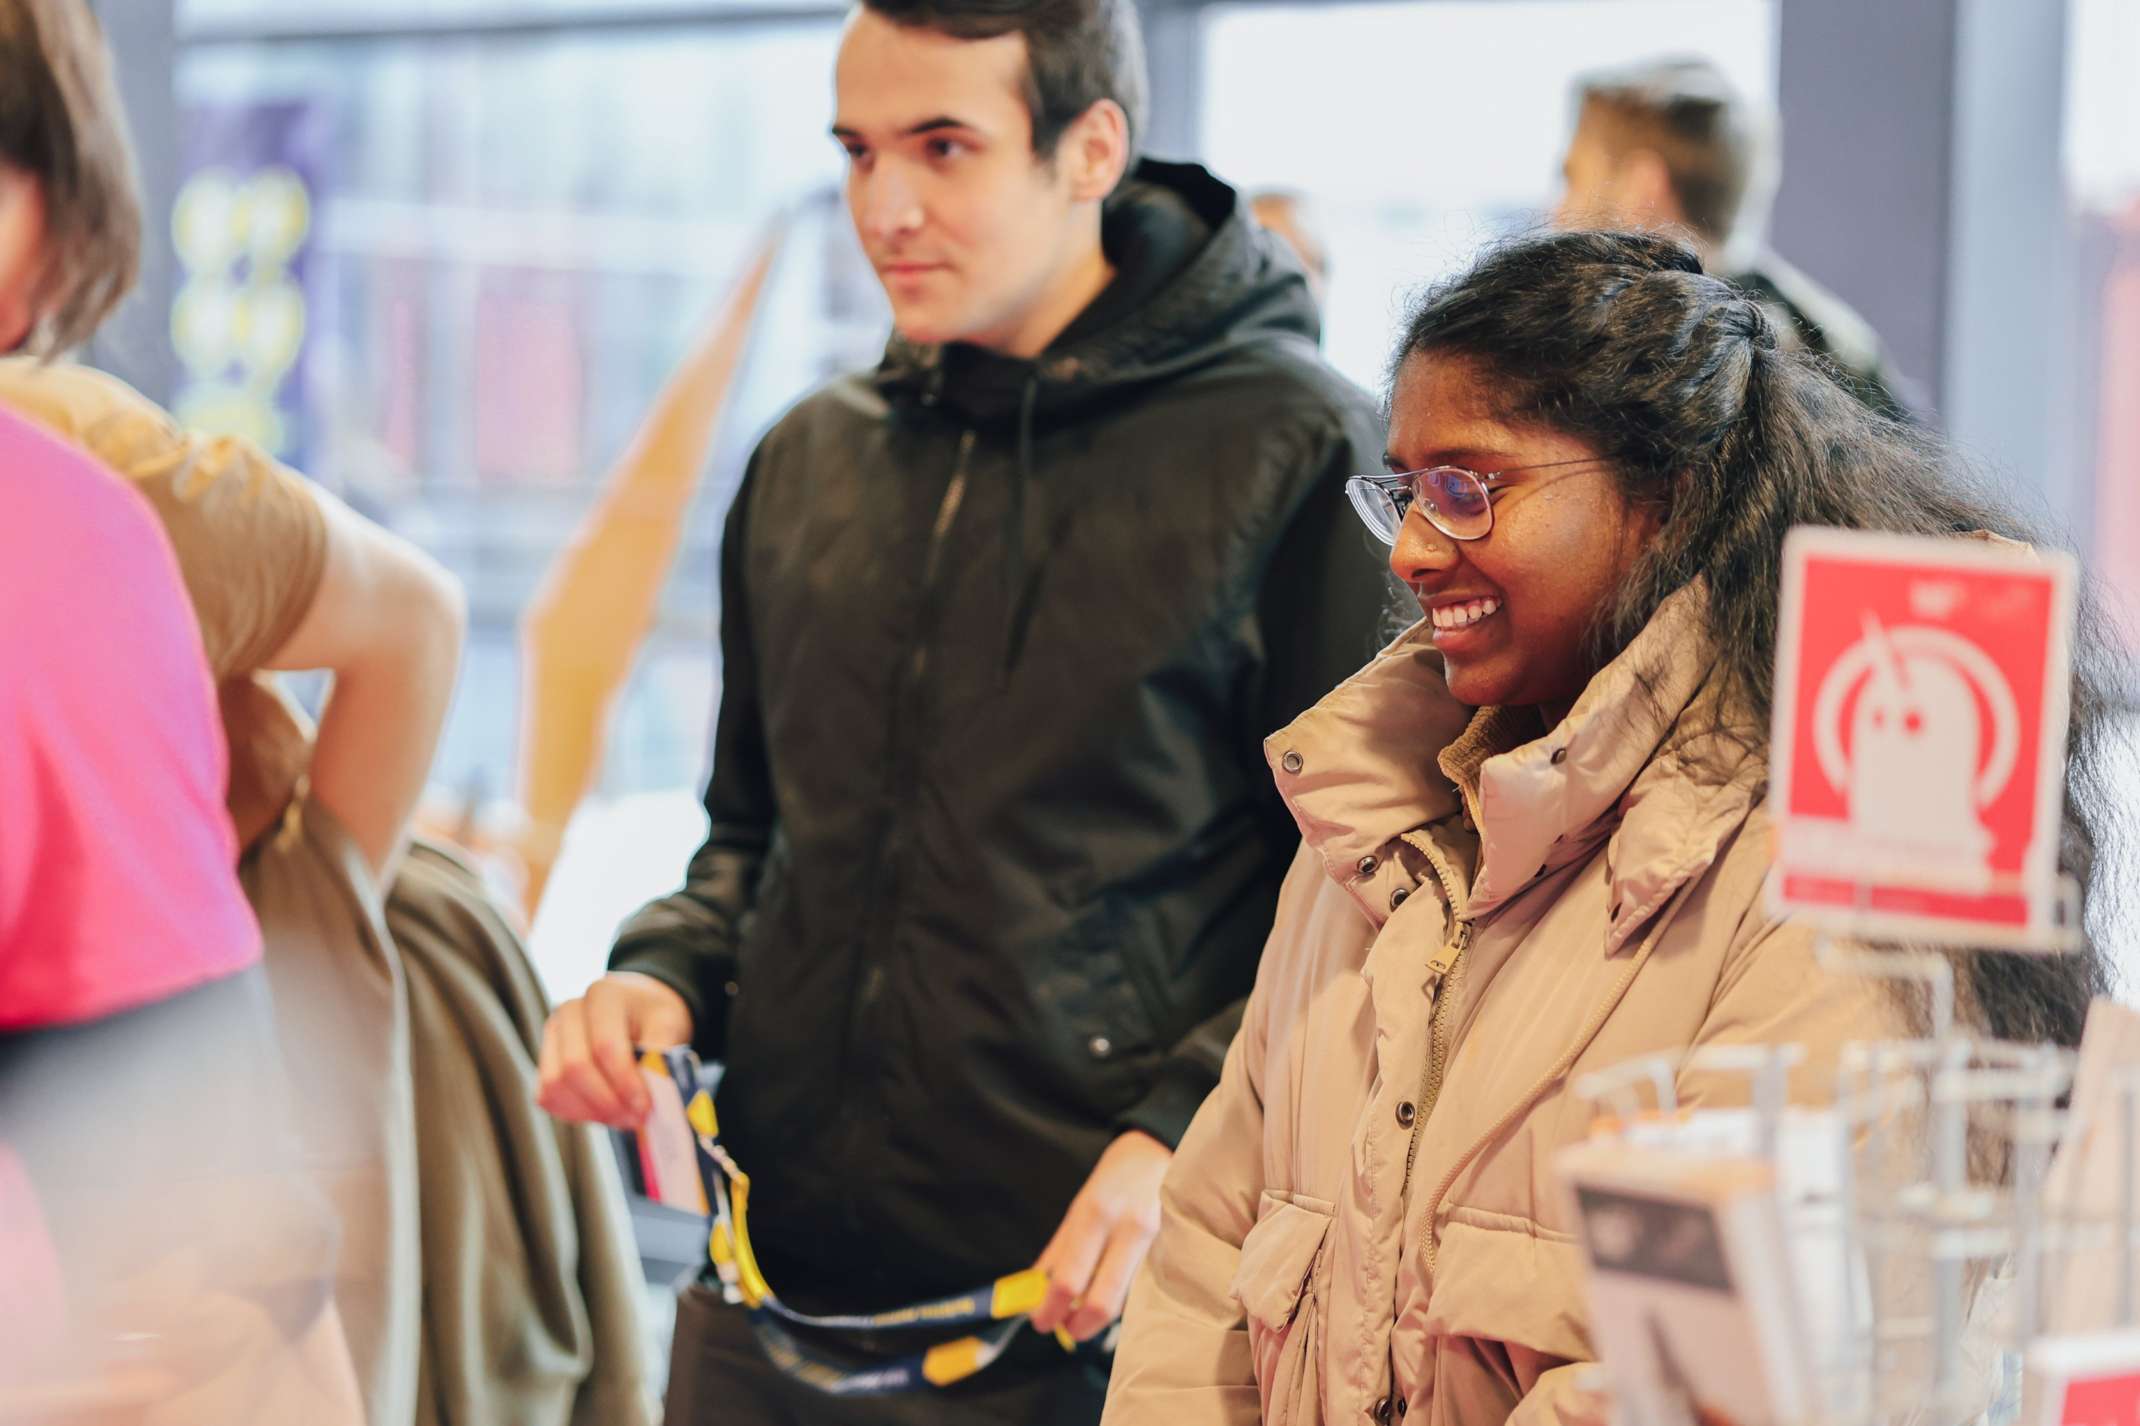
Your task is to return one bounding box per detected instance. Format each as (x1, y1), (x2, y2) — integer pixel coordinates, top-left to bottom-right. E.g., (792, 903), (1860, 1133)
(536, 972), (694, 1128)
(1030, 1129), (1173, 1342)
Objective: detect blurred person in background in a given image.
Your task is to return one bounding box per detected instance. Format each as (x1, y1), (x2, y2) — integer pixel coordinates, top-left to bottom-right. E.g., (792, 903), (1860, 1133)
(0, 3), (360, 1418)
(1553, 54), (1915, 420)
(535, 0), (1388, 1418)
(1250, 189), (1330, 313)
(0, 2), (652, 1421)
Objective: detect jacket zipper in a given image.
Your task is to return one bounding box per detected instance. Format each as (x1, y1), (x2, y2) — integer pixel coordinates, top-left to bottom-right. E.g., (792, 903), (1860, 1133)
(1410, 916), (1473, 1277)
(1394, 836), (1472, 1208)
(1419, 919), (1473, 1126)
(907, 430), (976, 688)
(834, 429), (976, 1229)
(871, 426), (974, 930)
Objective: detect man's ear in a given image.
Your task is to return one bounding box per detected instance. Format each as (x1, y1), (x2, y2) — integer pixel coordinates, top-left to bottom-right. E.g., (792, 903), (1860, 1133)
(1060, 98), (1131, 202)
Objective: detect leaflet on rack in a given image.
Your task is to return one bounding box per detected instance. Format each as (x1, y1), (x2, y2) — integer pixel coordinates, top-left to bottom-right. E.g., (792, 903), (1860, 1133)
(1559, 1142), (1815, 1426)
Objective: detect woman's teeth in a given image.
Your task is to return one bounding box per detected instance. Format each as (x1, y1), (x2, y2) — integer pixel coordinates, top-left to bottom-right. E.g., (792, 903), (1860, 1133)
(1430, 598), (1501, 632)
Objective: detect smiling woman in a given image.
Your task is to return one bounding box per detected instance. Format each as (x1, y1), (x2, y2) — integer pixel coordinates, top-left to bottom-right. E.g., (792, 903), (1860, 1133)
(1379, 352), (1660, 713)
(1101, 229), (2123, 1426)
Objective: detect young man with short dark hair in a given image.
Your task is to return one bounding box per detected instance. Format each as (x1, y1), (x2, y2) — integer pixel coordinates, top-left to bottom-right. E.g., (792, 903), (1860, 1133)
(537, 0), (1386, 1419)
(1554, 54), (1915, 418)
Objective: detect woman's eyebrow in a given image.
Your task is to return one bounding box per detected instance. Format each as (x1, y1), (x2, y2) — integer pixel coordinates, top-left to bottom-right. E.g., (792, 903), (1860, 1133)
(1384, 447), (1518, 473)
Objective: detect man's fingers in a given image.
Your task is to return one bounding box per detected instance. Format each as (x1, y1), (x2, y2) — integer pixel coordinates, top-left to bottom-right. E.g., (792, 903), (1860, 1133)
(1065, 1223), (1150, 1341)
(537, 1002), (590, 1119)
(553, 997), (631, 1126)
(541, 1080), (598, 1124)
(1030, 1200), (1106, 1334)
(584, 982), (651, 1123)
(536, 1008), (567, 1100)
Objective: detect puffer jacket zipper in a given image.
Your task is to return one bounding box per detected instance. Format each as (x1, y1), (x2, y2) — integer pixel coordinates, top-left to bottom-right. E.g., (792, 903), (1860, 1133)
(1395, 832), (1473, 1207)
(1419, 920), (1473, 1127)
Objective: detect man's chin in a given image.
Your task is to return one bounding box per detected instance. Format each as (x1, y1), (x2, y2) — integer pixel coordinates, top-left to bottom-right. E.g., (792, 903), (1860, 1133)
(887, 299), (966, 348)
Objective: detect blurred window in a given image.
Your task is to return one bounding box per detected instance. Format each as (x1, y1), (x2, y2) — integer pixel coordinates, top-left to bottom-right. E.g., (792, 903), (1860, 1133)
(175, 19), (883, 828)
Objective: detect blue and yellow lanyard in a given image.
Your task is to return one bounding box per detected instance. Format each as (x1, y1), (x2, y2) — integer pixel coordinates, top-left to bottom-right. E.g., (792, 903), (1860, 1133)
(648, 1047), (1077, 1395)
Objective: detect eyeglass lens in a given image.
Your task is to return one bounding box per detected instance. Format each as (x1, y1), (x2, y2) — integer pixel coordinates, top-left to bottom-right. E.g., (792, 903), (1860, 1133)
(1347, 468), (1495, 545)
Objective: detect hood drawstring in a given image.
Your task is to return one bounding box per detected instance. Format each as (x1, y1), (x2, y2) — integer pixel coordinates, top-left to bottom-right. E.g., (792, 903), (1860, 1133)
(1001, 371), (1044, 682)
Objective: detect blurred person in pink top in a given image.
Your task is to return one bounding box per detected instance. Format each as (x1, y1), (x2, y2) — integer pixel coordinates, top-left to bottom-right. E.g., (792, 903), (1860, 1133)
(0, 411), (258, 1025)
(0, 410), (363, 1425)
(0, 7), (658, 1422)
(0, 2), (363, 1419)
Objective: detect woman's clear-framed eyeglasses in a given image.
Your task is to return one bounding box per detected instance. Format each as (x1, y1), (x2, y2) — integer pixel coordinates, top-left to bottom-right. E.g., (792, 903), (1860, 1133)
(1344, 458), (1608, 545)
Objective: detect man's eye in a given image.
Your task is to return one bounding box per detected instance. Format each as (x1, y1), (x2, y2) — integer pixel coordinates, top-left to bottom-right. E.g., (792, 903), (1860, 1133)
(925, 137), (968, 161)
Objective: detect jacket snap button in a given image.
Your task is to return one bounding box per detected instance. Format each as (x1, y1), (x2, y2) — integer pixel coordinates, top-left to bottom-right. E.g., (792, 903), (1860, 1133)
(1372, 1397), (1394, 1424)
(1389, 887), (1409, 910)
(1551, 746), (1568, 765)
(1281, 750), (1304, 774)
(1088, 1035), (1113, 1059)
(1356, 855), (1378, 877)
(1397, 1401), (1408, 1418)
(1395, 1101), (1416, 1128)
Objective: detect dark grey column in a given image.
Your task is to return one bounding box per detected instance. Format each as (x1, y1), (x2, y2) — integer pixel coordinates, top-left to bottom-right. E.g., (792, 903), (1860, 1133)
(1137, 0), (1204, 163)
(87, 0), (181, 405)
(1769, 0), (1960, 412)
(1773, 0), (2074, 507)
(1944, 0), (2074, 509)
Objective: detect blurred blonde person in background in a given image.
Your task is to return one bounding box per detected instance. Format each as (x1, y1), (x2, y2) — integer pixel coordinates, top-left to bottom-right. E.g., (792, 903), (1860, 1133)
(1551, 54), (1913, 419)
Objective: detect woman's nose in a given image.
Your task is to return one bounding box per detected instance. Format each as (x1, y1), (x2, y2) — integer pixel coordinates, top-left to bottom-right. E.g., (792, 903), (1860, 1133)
(1390, 505), (1460, 586)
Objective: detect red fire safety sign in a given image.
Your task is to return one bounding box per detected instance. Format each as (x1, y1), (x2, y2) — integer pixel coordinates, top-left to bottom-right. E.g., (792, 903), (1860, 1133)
(1770, 528), (2077, 949)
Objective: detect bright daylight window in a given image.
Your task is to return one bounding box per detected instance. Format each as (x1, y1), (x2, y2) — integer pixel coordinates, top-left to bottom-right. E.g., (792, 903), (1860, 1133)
(2064, 0), (2140, 646)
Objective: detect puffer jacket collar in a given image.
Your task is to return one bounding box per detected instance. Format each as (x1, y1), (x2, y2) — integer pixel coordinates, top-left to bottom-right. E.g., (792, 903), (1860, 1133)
(1267, 584), (1766, 952)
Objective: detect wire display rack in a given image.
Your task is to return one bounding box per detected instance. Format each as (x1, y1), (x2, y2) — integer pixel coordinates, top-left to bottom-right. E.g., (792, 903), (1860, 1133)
(1568, 941), (2135, 1426)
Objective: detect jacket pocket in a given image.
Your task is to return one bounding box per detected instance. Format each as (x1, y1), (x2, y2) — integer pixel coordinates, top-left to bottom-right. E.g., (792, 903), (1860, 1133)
(1026, 897), (1166, 1116)
(1231, 1190), (1333, 1426)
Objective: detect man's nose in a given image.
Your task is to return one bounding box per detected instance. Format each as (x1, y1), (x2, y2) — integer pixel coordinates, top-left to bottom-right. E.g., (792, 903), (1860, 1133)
(857, 165), (923, 243)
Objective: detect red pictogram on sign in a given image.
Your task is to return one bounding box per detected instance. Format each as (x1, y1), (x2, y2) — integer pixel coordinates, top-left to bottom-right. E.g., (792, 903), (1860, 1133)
(1769, 528), (2077, 948)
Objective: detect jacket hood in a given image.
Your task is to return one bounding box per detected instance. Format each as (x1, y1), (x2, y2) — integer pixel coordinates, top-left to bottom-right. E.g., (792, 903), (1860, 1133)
(872, 158), (1322, 428)
(1268, 583), (1767, 949)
